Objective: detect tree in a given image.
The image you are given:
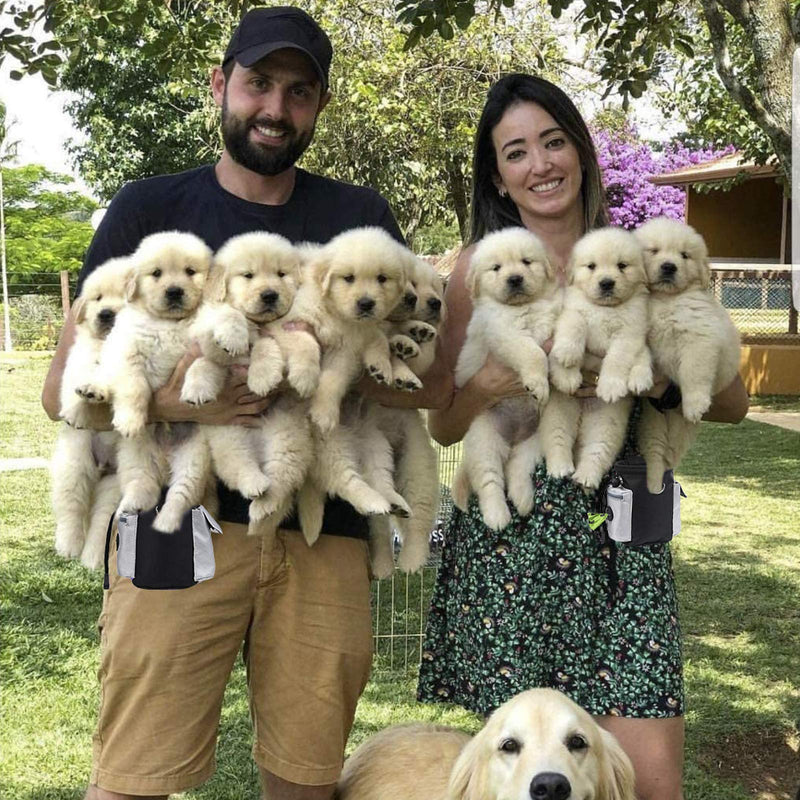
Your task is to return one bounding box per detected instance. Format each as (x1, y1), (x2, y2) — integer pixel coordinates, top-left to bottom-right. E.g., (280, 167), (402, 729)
(393, 0), (796, 186)
(1, 0), (567, 242)
(2, 164), (97, 274)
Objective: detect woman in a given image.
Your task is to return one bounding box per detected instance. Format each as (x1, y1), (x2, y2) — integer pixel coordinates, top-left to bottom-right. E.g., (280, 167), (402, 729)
(417, 73), (749, 800)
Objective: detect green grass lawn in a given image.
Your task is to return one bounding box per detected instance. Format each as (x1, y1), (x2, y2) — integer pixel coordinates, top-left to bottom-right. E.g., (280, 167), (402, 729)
(1, 354), (798, 799)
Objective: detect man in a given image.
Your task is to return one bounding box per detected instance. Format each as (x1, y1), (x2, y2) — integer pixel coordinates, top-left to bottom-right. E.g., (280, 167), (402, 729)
(42, 7), (449, 799)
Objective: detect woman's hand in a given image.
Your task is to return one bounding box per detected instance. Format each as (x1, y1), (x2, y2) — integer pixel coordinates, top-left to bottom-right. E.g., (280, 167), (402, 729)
(468, 354), (530, 408)
(150, 344), (272, 426)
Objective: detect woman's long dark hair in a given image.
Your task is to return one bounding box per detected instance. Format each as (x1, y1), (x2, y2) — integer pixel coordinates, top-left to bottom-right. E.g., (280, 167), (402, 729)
(468, 73), (608, 244)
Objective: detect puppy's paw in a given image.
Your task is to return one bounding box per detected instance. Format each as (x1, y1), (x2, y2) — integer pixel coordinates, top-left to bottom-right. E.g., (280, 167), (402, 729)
(54, 525), (84, 560)
(118, 484), (160, 516)
(406, 321), (437, 344)
(522, 374), (550, 406)
(627, 363), (653, 395)
(545, 457), (574, 479)
(309, 401), (339, 434)
(75, 383), (108, 404)
(681, 392), (711, 424)
(61, 403), (93, 429)
(571, 463), (603, 489)
(180, 377), (216, 406)
(80, 536), (105, 571)
(366, 362), (391, 386)
(551, 340), (583, 368)
(153, 504), (184, 534)
(508, 481), (535, 518)
(596, 375), (627, 404)
(213, 322), (250, 357)
(287, 361), (320, 398)
(113, 408), (148, 438)
(369, 550), (395, 580)
(237, 471), (270, 500)
(390, 335), (419, 361)
(393, 373), (423, 392)
(550, 364), (582, 395)
(481, 502), (511, 531)
(396, 539), (429, 575)
(387, 493), (412, 519)
(247, 362), (283, 397)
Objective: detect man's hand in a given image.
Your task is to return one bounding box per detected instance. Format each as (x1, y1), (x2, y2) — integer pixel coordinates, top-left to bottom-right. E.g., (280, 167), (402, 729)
(150, 344), (272, 426)
(470, 354), (529, 407)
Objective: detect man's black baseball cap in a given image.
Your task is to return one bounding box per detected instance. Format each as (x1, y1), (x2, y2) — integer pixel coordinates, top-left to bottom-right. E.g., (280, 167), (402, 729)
(223, 6), (333, 91)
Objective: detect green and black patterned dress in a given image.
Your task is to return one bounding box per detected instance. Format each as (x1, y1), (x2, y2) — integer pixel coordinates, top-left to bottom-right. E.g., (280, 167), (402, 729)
(417, 431), (684, 718)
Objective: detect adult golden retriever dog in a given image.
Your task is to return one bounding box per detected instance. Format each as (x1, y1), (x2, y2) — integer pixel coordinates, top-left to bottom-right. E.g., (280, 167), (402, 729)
(336, 688), (635, 800)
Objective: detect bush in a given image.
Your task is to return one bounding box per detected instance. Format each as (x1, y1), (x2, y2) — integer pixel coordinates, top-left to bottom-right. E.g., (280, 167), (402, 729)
(1, 295), (64, 351)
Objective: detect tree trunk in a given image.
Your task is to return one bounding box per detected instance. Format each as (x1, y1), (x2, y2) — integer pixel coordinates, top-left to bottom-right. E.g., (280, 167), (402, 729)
(447, 160), (469, 242)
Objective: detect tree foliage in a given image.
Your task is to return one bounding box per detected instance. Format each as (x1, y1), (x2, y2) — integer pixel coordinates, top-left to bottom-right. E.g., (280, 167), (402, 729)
(1, 0), (566, 242)
(1, 164), (97, 273)
(393, 0), (796, 186)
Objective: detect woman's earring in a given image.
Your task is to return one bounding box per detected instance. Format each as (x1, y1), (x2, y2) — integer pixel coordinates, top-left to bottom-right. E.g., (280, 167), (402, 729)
(498, 187), (508, 198)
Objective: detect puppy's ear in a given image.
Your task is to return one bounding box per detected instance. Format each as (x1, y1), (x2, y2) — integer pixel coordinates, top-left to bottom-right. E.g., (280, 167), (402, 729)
(314, 255), (334, 296)
(447, 732), (489, 800)
(543, 254), (556, 282)
(125, 271), (139, 302)
(465, 264), (481, 299)
(204, 262), (228, 302)
(698, 254), (711, 290)
(72, 296), (88, 324)
(564, 256), (577, 285)
(596, 729), (636, 800)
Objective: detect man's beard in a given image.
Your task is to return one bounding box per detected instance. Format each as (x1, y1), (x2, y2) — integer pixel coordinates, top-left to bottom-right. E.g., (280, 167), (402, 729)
(221, 97), (314, 176)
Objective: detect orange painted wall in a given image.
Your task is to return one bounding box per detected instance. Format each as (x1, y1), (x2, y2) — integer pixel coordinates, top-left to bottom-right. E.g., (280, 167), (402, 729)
(740, 345), (800, 395)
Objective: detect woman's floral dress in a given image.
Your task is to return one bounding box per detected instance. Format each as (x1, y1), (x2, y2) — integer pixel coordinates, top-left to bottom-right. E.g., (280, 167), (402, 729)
(417, 433), (684, 718)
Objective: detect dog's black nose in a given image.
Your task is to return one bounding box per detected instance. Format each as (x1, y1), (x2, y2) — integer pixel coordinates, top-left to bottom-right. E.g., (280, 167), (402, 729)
(165, 286), (184, 302)
(660, 261), (678, 276)
(357, 296), (376, 314)
(507, 274), (524, 288)
(261, 289), (279, 306)
(529, 772), (571, 800)
(428, 297), (442, 311)
(599, 278), (615, 293)
(98, 308), (115, 323)
(403, 291), (417, 309)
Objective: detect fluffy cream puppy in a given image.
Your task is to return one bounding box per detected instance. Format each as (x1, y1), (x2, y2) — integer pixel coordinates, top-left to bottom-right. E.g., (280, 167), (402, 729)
(453, 228), (561, 530)
(336, 688), (635, 800)
(52, 257), (131, 567)
(634, 217), (741, 491)
(291, 226), (414, 433)
(82, 231), (213, 525)
(543, 227), (652, 488)
(175, 232), (317, 537)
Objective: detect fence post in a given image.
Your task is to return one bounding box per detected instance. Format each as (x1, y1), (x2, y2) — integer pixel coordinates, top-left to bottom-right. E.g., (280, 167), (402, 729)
(60, 271), (71, 318)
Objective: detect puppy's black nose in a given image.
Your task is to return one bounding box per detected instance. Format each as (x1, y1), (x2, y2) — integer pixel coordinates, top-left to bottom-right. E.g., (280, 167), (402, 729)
(529, 772), (571, 800)
(98, 308), (115, 323)
(599, 278), (615, 293)
(507, 274), (524, 288)
(428, 297), (442, 311)
(403, 291), (417, 309)
(261, 289), (279, 306)
(660, 261), (677, 276)
(357, 296), (376, 314)
(165, 286), (184, 302)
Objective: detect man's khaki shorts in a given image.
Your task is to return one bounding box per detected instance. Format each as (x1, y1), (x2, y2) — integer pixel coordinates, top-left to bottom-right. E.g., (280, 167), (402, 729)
(90, 522), (374, 796)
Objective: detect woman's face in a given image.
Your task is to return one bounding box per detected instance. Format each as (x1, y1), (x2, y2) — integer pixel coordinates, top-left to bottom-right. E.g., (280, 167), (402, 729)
(491, 101), (584, 226)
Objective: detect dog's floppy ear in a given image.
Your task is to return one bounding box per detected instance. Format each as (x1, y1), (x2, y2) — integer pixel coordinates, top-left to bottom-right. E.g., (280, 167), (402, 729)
(204, 261), (228, 302)
(564, 255), (577, 285)
(698, 253), (711, 290)
(124, 270), (140, 302)
(465, 263), (481, 300)
(543, 253), (556, 282)
(72, 295), (88, 324)
(447, 732), (489, 800)
(596, 729), (636, 800)
(312, 253), (334, 296)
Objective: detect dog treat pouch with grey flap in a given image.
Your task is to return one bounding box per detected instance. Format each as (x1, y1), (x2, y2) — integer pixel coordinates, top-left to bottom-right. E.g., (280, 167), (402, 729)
(103, 504), (222, 590)
(603, 456), (685, 545)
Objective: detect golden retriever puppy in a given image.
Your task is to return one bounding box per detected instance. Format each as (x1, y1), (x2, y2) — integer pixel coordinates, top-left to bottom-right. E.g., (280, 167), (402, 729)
(336, 688), (635, 800)
(174, 232), (317, 536)
(52, 256), (131, 566)
(82, 231), (213, 524)
(544, 227), (652, 488)
(453, 228), (561, 530)
(291, 226), (415, 433)
(634, 217), (741, 491)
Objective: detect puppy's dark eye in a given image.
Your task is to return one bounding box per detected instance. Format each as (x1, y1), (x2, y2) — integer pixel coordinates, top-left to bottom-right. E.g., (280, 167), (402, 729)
(567, 734), (588, 751)
(649, 248), (658, 255)
(185, 267), (196, 276)
(586, 262), (596, 271)
(492, 263), (501, 272)
(377, 274), (388, 284)
(680, 251), (689, 259)
(277, 271), (286, 278)
(243, 272), (254, 279)
(521, 258), (532, 265)
(499, 738), (521, 754)
(96, 294), (102, 301)
(617, 262), (628, 270)
(152, 269), (162, 278)
(343, 274), (355, 284)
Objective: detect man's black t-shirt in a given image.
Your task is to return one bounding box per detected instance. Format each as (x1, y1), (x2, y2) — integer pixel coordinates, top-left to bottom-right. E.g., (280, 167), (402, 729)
(77, 165), (405, 537)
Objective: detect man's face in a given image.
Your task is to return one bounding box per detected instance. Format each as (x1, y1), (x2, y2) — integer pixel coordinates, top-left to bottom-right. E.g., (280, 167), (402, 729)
(214, 48), (330, 176)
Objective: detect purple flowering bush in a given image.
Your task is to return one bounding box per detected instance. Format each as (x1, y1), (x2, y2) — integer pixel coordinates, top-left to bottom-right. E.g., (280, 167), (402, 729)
(592, 124), (734, 229)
